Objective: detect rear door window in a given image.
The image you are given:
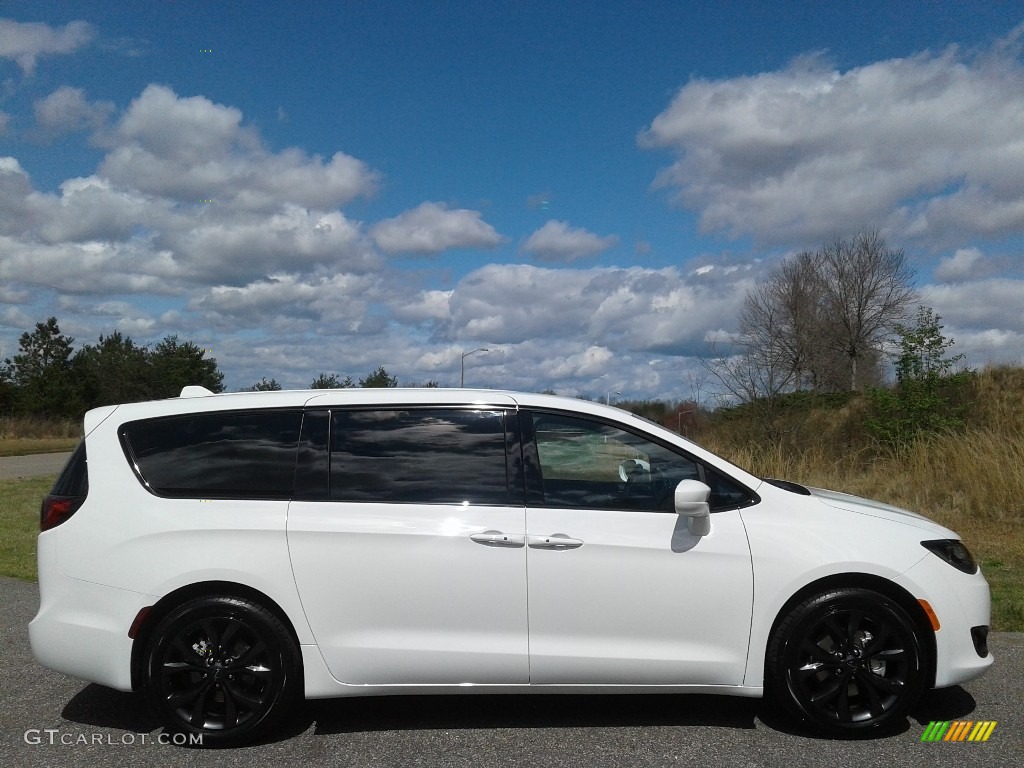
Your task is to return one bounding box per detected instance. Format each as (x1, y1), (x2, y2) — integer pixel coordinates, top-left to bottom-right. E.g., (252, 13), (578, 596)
(330, 408), (514, 505)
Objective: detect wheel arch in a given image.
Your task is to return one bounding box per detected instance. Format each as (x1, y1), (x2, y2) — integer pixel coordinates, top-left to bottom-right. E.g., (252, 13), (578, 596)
(129, 580), (305, 693)
(765, 572), (937, 689)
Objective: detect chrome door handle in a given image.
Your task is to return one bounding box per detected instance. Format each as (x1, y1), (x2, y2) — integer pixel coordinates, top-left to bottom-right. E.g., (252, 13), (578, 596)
(470, 530), (525, 548)
(527, 534), (584, 550)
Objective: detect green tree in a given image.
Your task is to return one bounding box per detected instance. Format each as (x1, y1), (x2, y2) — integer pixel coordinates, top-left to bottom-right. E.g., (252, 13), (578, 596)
(0, 375), (16, 415)
(147, 336), (225, 398)
(242, 377), (282, 391)
(2, 317), (77, 416)
(359, 366), (398, 388)
(72, 332), (151, 409)
(867, 306), (971, 445)
(310, 373), (355, 389)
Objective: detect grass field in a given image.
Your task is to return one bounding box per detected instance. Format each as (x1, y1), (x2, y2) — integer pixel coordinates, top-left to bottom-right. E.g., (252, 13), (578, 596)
(0, 475), (52, 581)
(0, 438), (79, 457)
(0, 416), (81, 457)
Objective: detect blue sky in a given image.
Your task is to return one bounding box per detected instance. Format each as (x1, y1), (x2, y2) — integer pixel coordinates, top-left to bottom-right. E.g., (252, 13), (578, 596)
(1, 2), (1023, 398)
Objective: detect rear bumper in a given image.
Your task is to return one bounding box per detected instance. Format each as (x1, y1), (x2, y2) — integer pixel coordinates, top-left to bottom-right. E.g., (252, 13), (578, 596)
(29, 538), (150, 692)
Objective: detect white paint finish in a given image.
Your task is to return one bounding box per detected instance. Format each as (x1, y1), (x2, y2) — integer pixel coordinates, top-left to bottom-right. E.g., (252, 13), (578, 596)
(287, 501), (529, 685)
(29, 553), (147, 691)
(896, 552), (993, 687)
(525, 507), (753, 685)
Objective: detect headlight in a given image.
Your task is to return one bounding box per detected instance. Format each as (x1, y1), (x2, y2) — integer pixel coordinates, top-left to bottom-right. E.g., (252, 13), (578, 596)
(921, 539), (978, 574)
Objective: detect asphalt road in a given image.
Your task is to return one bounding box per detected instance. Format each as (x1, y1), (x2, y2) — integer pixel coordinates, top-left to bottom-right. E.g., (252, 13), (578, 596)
(0, 452), (71, 481)
(0, 578), (1020, 767)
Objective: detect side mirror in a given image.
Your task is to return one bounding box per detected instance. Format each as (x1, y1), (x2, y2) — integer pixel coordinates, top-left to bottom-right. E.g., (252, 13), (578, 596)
(674, 479), (711, 537)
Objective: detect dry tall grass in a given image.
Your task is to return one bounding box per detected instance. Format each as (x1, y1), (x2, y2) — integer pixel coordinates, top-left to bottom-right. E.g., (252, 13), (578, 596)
(0, 417), (82, 457)
(695, 364), (1024, 523)
(704, 428), (1024, 524)
(0, 416), (80, 441)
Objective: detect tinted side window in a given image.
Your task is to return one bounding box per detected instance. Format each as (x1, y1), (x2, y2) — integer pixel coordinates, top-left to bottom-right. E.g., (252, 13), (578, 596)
(706, 468), (754, 511)
(530, 413), (700, 512)
(330, 409), (510, 505)
(121, 410), (302, 499)
(51, 440), (88, 497)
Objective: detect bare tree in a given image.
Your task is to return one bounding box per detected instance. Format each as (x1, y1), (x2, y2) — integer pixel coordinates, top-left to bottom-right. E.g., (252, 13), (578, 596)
(738, 249), (828, 391)
(729, 232), (915, 395)
(700, 333), (801, 441)
(819, 233), (917, 390)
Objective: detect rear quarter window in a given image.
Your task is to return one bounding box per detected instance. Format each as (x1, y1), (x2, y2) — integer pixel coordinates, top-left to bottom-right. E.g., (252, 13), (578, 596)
(120, 410), (303, 499)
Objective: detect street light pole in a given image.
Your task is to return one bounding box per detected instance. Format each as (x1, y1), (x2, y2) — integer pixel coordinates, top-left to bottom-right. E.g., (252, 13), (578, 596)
(461, 347), (489, 387)
(606, 390), (621, 405)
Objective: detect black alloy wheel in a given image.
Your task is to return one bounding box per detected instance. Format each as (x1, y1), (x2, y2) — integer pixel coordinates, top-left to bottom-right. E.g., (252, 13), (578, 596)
(143, 596), (300, 747)
(766, 588), (928, 736)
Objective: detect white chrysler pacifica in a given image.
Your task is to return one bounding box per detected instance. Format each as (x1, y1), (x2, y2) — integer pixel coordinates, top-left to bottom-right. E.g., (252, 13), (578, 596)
(30, 386), (992, 745)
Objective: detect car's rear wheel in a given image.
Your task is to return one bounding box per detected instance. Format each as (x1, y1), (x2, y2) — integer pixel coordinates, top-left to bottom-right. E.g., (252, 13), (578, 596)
(766, 588), (927, 736)
(143, 595), (300, 747)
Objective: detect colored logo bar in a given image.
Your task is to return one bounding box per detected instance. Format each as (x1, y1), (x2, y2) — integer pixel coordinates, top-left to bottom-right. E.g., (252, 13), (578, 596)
(921, 721), (997, 742)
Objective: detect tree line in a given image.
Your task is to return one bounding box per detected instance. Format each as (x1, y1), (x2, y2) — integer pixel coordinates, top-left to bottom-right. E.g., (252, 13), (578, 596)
(0, 318), (224, 419)
(0, 318), (438, 420)
(243, 367), (437, 392)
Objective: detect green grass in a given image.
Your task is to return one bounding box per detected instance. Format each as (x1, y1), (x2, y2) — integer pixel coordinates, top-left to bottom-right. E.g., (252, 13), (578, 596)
(0, 437), (79, 457)
(0, 475), (53, 581)
(983, 556), (1024, 632)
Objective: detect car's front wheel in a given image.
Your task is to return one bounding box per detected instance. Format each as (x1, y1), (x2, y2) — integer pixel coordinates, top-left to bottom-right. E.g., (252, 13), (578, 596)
(143, 595), (301, 747)
(766, 588), (927, 736)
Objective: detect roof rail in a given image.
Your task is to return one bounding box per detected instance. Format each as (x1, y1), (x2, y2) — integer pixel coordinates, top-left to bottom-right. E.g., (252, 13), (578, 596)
(179, 386), (216, 398)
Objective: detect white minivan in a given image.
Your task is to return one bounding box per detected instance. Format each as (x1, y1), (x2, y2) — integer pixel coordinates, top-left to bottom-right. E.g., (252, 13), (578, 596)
(30, 386), (992, 745)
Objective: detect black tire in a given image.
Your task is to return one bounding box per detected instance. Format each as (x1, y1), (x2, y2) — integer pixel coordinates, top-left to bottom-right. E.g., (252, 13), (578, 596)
(766, 588), (927, 736)
(143, 595), (301, 747)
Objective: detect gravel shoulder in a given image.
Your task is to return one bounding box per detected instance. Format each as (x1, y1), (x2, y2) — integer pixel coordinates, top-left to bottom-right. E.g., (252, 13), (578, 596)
(0, 453), (71, 481)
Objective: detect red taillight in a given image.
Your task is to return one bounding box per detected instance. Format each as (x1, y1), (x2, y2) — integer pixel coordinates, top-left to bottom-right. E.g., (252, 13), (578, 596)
(40, 495), (84, 531)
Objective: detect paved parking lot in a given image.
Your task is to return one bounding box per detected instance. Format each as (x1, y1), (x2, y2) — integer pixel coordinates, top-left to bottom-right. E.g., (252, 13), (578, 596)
(1, 576), (1020, 767)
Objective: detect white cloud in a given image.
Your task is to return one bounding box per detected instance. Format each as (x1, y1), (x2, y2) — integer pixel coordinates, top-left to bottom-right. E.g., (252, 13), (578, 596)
(425, 262), (753, 357)
(0, 85), (383, 291)
(521, 220), (619, 262)
(0, 306), (34, 330)
(934, 247), (991, 283)
(156, 205), (379, 284)
(392, 289), (453, 323)
(100, 85), (378, 210)
(190, 272), (382, 328)
(641, 34), (1024, 248)
(0, 18), (94, 75)
(370, 202), (503, 254)
(34, 86), (114, 137)
(923, 278), (1024, 334)
(546, 345), (614, 378)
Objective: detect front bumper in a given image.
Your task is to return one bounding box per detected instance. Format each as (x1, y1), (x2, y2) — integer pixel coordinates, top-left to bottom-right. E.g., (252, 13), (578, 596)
(896, 551), (993, 688)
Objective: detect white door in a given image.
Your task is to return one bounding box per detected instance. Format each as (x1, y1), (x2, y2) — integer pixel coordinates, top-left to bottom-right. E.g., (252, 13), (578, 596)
(288, 407), (529, 685)
(523, 411), (754, 685)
